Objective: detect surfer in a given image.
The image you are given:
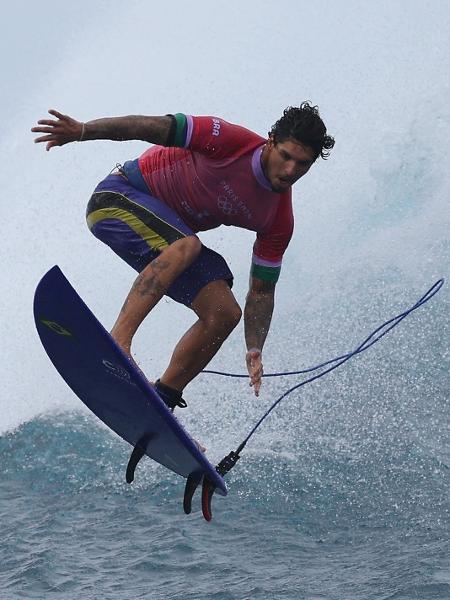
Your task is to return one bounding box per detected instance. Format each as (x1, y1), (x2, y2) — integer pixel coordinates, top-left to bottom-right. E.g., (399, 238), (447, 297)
(32, 105), (334, 409)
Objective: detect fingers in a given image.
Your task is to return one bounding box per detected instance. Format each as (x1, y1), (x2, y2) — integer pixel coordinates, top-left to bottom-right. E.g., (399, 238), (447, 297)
(31, 109), (68, 132)
(31, 111), (62, 149)
(246, 349), (263, 397)
(48, 108), (67, 120)
(250, 364), (263, 396)
(251, 379), (261, 396)
(32, 122), (53, 129)
(32, 109), (66, 131)
(31, 109), (78, 151)
(32, 133), (54, 142)
(32, 132), (62, 151)
(45, 140), (60, 151)
(32, 127), (57, 136)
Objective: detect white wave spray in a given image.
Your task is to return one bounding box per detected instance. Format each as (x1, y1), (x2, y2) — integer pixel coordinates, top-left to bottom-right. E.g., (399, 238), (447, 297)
(1, 0), (449, 448)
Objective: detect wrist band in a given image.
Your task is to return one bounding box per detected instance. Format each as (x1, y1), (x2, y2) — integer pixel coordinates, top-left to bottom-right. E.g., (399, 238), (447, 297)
(79, 122), (85, 142)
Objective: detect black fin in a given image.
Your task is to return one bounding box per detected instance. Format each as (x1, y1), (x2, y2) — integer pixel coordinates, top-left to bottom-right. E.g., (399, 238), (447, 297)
(126, 433), (153, 483)
(183, 472), (203, 514)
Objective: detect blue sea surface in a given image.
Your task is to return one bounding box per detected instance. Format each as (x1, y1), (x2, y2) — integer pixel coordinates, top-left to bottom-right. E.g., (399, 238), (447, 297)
(1, 288), (449, 599)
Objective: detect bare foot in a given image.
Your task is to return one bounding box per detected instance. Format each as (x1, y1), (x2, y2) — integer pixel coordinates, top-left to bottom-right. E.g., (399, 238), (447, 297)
(193, 438), (207, 453)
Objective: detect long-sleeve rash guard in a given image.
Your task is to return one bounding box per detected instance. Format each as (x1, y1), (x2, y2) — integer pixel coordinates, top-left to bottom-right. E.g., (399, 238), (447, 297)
(138, 114), (294, 282)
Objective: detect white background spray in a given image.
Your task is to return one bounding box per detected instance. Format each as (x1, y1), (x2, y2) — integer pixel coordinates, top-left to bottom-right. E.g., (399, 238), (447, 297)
(1, 0), (449, 436)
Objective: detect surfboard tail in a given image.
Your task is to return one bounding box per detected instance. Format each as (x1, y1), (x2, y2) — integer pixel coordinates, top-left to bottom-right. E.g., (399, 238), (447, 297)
(183, 450), (241, 521)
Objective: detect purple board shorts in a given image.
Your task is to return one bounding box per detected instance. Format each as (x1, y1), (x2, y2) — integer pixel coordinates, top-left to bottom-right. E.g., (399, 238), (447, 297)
(86, 173), (233, 306)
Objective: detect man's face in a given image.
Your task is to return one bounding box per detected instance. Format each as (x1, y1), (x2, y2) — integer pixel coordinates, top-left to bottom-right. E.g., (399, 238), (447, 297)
(262, 136), (316, 192)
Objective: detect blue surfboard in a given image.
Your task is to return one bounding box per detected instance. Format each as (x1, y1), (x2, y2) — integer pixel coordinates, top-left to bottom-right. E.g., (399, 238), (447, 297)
(33, 266), (227, 517)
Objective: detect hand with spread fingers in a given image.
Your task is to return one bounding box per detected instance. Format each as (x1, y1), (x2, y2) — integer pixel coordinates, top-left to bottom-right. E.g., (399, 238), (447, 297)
(31, 109), (84, 151)
(246, 348), (263, 396)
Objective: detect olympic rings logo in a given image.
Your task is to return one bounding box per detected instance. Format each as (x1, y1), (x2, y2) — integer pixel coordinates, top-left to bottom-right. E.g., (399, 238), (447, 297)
(217, 195), (238, 215)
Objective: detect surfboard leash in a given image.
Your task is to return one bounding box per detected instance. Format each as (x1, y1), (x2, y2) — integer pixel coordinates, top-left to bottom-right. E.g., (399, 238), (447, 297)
(197, 278), (444, 520)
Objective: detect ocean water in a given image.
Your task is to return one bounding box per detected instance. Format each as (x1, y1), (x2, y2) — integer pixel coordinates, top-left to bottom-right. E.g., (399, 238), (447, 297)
(1, 1), (449, 598)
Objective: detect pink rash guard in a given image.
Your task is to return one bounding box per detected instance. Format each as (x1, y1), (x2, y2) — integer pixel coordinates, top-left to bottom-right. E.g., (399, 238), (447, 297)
(138, 114), (294, 282)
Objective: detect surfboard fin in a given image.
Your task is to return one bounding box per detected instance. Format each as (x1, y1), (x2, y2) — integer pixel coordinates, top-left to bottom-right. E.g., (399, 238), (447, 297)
(183, 450), (241, 521)
(183, 473), (215, 521)
(201, 477), (215, 522)
(183, 472), (203, 514)
(126, 434), (153, 483)
(202, 451), (241, 521)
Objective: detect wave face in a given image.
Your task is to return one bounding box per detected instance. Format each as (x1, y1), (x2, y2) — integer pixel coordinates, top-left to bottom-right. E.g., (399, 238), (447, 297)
(1, 1), (449, 598)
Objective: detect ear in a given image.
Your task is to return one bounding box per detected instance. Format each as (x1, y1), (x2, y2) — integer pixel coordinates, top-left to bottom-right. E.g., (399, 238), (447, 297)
(266, 135), (275, 149)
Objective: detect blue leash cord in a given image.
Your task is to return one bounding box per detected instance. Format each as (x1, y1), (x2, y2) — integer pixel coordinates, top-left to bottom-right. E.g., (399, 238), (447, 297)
(206, 279), (444, 459)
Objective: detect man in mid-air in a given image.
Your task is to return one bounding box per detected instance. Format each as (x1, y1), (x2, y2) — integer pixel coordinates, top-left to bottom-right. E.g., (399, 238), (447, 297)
(32, 103), (334, 410)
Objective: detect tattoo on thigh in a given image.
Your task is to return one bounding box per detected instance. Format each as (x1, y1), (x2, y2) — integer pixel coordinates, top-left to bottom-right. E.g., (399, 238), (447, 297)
(151, 258), (170, 273)
(132, 259), (170, 298)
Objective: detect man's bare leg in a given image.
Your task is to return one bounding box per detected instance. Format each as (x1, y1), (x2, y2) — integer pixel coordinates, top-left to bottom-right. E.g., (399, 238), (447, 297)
(111, 236), (201, 355)
(158, 280), (242, 392)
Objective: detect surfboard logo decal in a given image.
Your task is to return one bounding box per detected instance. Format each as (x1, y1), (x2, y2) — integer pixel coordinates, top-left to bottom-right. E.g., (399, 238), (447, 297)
(102, 359), (135, 386)
(40, 318), (73, 337)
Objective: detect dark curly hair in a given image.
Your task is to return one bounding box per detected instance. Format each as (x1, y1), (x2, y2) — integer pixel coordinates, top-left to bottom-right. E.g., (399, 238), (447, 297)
(270, 102), (335, 160)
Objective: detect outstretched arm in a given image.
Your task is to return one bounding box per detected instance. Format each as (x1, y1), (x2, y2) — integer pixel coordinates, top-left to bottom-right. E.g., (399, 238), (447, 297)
(244, 277), (276, 396)
(31, 109), (172, 151)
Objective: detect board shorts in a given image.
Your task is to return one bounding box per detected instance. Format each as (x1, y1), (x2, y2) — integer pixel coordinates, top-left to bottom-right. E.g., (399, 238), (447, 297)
(86, 170), (233, 307)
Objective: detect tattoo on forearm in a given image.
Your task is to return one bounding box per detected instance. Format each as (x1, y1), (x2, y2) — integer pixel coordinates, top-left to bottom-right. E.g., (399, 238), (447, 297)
(86, 115), (171, 144)
(244, 291), (275, 349)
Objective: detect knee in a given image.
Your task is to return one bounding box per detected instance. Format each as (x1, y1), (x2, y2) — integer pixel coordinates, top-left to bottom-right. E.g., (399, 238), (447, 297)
(178, 235), (202, 260)
(223, 302), (242, 332)
(205, 302), (242, 337)
(167, 235), (202, 270)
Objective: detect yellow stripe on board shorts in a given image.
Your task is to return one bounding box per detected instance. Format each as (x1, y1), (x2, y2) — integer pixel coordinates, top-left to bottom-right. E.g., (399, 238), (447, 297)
(87, 207), (169, 252)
